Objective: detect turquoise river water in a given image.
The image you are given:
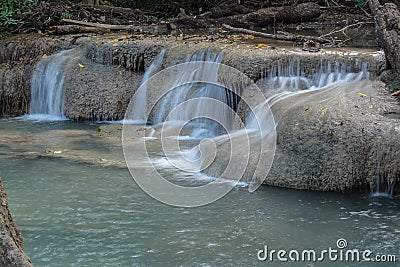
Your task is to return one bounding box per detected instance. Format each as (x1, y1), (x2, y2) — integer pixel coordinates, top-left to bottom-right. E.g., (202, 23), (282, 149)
(0, 119), (399, 267)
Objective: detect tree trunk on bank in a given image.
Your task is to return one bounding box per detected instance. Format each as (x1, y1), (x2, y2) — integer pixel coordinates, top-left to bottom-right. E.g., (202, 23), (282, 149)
(369, 0), (400, 73)
(0, 177), (33, 267)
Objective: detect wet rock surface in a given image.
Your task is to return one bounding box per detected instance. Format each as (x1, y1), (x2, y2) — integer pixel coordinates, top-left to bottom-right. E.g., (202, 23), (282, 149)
(0, 34), (73, 117)
(63, 48), (143, 121)
(0, 127), (125, 168)
(203, 80), (400, 193)
(0, 33), (398, 194)
(61, 36), (386, 121)
(0, 33), (386, 119)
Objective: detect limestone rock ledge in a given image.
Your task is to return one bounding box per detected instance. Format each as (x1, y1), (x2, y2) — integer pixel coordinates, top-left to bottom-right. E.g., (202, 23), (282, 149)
(0, 176), (33, 267)
(0, 33), (387, 119)
(203, 80), (400, 193)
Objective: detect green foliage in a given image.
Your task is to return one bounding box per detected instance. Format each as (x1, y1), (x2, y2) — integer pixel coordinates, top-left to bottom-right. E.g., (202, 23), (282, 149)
(144, 15), (160, 24)
(106, 0), (218, 18)
(60, 12), (72, 20)
(354, 0), (368, 6)
(0, 0), (39, 36)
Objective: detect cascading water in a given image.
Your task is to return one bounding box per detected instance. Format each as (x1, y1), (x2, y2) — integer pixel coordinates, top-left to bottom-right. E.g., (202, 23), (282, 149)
(144, 51), (372, 141)
(254, 58), (371, 122)
(150, 50), (239, 138)
(131, 49), (166, 123)
(129, 51), (374, 187)
(371, 163), (395, 198)
(259, 58), (370, 95)
(28, 49), (75, 121)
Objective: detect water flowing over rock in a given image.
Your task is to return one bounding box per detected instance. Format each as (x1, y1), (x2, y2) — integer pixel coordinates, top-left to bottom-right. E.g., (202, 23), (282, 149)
(204, 71), (400, 192)
(259, 58), (370, 92)
(1, 36), (398, 193)
(0, 35), (62, 117)
(28, 49), (76, 120)
(0, 36), (387, 121)
(131, 49), (166, 123)
(148, 49), (240, 138)
(127, 46), (396, 194)
(134, 48), (398, 193)
(254, 58), (372, 122)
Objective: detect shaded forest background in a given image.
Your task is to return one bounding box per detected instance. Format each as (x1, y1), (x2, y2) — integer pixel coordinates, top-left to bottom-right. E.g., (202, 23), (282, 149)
(1, 0), (399, 36)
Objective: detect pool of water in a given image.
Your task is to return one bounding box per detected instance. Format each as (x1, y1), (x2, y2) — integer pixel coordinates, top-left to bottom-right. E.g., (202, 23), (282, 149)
(0, 119), (399, 266)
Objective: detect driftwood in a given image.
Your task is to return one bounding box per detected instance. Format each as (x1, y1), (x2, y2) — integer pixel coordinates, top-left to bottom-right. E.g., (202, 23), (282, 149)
(60, 19), (168, 34)
(222, 24), (331, 44)
(48, 25), (110, 34)
(62, 19), (143, 30)
(369, 0), (400, 73)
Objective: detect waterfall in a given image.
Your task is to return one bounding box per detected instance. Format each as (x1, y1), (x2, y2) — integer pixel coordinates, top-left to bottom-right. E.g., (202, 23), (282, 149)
(254, 58), (371, 119)
(131, 49), (166, 123)
(128, 50), (375, 191)
(259, 58), (370, 95)
(145, 51), (372, 138)
(371, 163), (395, 198)
(151, 49), (238, 138)
(27, 50), (74, 121)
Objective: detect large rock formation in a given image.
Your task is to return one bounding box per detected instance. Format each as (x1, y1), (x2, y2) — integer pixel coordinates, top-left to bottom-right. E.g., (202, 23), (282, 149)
(63, 38), (385, 121)
(203, 79), (400, 193)
(0, 34), (66, 117)
(0, 176), (33, 267)
(0, 35), (386, 120)
(0, 34), (398, 194)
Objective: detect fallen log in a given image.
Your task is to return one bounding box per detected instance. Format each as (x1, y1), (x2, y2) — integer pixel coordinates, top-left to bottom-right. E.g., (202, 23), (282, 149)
(48, 25), (110, 35)
(61, 19), (169, 34)
(177, 2), (321, 28)
(62, 18), (142, 30)
(216, 2), (321, 27)
(75, 4), (145, 22)
(369, 0), (400, 73)
(222, 24), (331, 44)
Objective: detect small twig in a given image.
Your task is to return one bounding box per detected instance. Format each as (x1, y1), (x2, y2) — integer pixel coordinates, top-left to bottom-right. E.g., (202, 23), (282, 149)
(182, 35), (203, 40)
(360, 6), (372, 17)
(319, 22), (367, 38)
(10, 23), (26, 34)
(330, 0), (341, 7)
(222, 23), (332, 44)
